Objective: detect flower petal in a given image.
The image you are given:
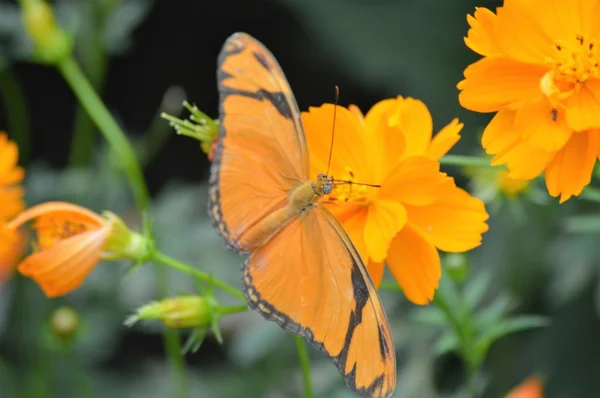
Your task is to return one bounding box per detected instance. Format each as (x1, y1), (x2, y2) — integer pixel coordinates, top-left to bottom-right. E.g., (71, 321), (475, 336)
(494, 0), (554, 64)
(427, 118), (463, 160)
(545, 130), (597, 203)
(464, 7), (503, 57)
(515, 99), (573, 151)
(482, 108), (555, 179)
(379, 157), (453, 206)
(7, 202), (105, 229)
(18, 227), (109, 297)
(364, 200), (407, 263)
(386, 224), (441, 305)
(565, 79), (600, 131)
(303, 104), (371, 181)
(366, 260), (384, 288)
(405, 187), (489, 252)
(363, 98), (407, 181)
(388, 97), (432, 158)
(533, 0), (598, 39)
(458, 57), (546, 113)
(331, 204), (369, 264)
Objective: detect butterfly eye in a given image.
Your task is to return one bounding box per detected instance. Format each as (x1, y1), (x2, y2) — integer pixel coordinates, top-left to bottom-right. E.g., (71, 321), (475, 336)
(323, 180), (333, 195)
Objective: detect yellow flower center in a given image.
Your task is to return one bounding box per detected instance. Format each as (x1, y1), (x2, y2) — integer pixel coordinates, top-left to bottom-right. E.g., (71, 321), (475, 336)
(546, 34), (599, 86)
(327, 166), (375, 204)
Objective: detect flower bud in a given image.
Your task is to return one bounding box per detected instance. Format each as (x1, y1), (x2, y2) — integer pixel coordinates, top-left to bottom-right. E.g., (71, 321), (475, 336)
(126, 296), (213, 329)
(50, 306), (79, 344)
(102, 211), (151, 262)
(21, 0), (73, 64)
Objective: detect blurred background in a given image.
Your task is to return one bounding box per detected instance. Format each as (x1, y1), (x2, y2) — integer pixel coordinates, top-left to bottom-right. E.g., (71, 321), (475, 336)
(1, 0), (599, 397)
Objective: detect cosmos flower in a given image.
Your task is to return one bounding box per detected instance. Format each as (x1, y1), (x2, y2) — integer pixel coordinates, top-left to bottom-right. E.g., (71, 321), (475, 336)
(7, 202), (148, 297)
(302, 97), (489, 304)
(458, 0), (600, 202)
(0, 133), (26, 284)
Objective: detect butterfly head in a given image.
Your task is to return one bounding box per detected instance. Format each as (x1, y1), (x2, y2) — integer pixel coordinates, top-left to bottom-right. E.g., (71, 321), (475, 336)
(316, 173), (334, 196)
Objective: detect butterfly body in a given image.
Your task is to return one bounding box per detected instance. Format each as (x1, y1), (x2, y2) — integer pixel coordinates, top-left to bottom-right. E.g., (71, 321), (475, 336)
(210, 32), (396, 398)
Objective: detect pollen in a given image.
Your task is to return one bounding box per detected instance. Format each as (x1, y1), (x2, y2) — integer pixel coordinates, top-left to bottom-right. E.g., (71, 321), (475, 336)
(328, 166), (372, 204)
(546, 34), (599, 85)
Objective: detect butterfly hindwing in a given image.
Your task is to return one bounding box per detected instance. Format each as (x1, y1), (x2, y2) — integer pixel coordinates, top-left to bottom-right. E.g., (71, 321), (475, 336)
(209, 33), (309, 251)
(243, 205), (396, 398)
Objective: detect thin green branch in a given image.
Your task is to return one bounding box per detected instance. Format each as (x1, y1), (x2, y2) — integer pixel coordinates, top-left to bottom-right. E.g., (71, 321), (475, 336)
(294, 336), (313, 398)
(151, 251), (246, 302)
(439, 155), (494, 168)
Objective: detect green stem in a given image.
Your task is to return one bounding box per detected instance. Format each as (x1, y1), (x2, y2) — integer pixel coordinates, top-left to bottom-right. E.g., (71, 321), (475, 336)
(67, 352), (95, 398)
(152, 251), (245, 303)
(433, 289), (478, 398)
(220, 304), (248, 316)
(56, 56), (186, 398)
(0, 67), (31, 163)
(56, 56), (152, 235)
(439, 155), (494, 168)
(294, 336), (313, 398)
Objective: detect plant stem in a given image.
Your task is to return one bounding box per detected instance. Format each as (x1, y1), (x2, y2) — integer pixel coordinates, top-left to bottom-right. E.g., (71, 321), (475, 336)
(433, 288), (478, 398)
(56, 56), (152, 235)
(439, 155), (494, 168)
(220, 304), (248, 316)
(0, 67), (31, 163)
(56, 56), (187, 398)
(294, 336), (313, 398)
(67, 352), (95, 398)
(152, 251), (245, 303)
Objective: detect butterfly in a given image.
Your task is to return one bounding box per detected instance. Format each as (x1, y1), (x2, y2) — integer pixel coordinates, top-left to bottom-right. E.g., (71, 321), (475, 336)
(208, 32), (397, 398)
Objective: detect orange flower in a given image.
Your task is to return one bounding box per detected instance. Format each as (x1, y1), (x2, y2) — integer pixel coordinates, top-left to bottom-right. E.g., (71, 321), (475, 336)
(506, 377), (544, 398)
(7, 202), (148, 297)
(458, 1), (600, 203)
(0, 132), (26, 283)
(302, 97), (489, 304)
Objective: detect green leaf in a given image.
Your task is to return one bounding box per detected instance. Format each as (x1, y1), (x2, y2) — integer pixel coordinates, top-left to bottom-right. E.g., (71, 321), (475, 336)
(473, 295), (514, 332)
(463, 272), (493, 312)
(181, 327), (207, 355)
(475, 315), (551, 359)
(433, 330), (460, 357)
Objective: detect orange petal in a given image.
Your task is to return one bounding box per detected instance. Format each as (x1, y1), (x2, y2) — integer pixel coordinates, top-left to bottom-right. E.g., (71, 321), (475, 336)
(515, 99), (573, 151)
(348, 104), (365, 125)
(0, 187), (25, 220)
(545, 130), (597, 203)
(386, 224), (441, 305)
(364, 200), (407, 263)
(565, 79), (600, 131)
(302, 104), (371, 181)
(494, 1), (553, 64)
(0, 225), (25, 285)
(427, 118), (463, 160)
(18, 227), (109, 297)
(7, 202), (105, 229)
(506, 376), (544, 398)
(458, 57), (546, 113)
(388, 97), (432, 158)
(483, 109), (555, 180)
(405, 187), (489, 253)
(464, 7), (503, 57)
(367, 260), (384, 288)
(533, 0), (598, 39)
(363, 98), (407, 181)
(0, 135), (21, 184)
(379, 157), (453, 206)
(331, 204), (369, 264)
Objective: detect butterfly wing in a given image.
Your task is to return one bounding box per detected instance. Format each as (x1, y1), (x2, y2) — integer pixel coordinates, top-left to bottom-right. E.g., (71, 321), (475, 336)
(209, 32), (309, 251)
(243, 205), (397, 398)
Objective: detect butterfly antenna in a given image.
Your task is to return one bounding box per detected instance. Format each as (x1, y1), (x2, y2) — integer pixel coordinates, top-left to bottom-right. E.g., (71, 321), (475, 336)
(325, 85), (340, 177)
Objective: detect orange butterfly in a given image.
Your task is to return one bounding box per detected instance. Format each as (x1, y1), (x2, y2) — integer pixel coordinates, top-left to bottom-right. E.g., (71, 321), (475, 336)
(209, 32), (397, 398)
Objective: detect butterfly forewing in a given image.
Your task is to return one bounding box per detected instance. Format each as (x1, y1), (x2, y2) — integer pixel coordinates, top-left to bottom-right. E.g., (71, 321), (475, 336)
(210, 33), (309, 250)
